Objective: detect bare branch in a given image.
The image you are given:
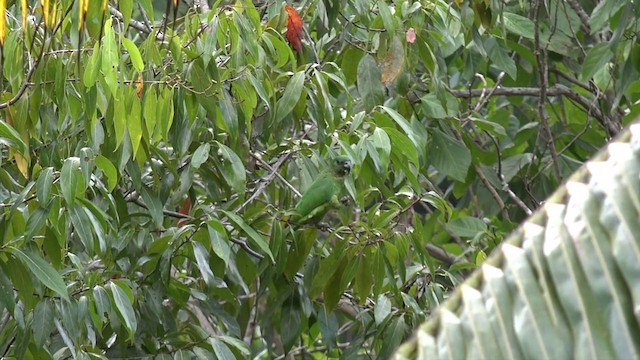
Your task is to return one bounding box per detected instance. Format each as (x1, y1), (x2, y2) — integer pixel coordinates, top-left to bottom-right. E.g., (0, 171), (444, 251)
(449, 84), (620, 136)
(534, 0), (562, 182)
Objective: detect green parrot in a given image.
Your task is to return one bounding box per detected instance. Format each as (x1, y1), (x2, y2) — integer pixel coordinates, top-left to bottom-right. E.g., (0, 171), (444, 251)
(284, 156), (352, 226)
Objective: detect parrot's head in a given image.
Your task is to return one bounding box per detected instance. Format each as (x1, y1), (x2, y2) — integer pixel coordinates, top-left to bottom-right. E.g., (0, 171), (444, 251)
(331, 156), (352, 178)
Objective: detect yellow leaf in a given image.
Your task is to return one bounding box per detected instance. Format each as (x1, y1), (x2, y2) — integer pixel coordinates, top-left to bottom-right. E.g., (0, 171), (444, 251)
(0, 0), (6, 45)
(14, 151), (29, 179)
(21, 0), (27, 34)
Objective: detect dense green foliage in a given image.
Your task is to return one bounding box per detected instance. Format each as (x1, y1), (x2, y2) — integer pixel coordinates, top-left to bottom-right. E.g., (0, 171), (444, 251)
(0, 0), (637, 358)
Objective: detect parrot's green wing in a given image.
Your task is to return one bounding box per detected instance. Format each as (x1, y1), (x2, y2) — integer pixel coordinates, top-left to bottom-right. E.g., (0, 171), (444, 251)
(285, 156), (352, 225)
(291, 174), (341, 224)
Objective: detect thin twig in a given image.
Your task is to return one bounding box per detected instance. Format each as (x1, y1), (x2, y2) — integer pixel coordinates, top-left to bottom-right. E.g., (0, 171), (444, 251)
(474, 165), (510, 221)
(236, 152), (294, 212)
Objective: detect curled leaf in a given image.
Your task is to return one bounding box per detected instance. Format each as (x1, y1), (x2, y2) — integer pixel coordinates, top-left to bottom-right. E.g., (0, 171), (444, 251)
(135, 74), (144, 98)
(285, 5), (303, 54)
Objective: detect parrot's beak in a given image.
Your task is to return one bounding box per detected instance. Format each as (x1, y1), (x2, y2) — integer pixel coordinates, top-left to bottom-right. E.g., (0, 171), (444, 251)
(342, 160), (352, 175)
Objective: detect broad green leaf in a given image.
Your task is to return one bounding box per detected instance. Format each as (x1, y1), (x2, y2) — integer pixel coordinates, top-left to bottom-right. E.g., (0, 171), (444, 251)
(379, 106), (422, 150)
(310, 240), (347, 298)
(143, 87), (157, 139)
(353, 247), (375, 304)
(95, 155), (118, 192)
(10, 247), (69, 301)
(119, 0), (133, 32)
(215, 142), (246, 195)
(377, 0), (395, 33)
(83, 42), (102, 88)
(69, 203), (95, 254)
(446, 216), (487, 238)
(209, 337), (236, 360)
(208, 220), (231, 267)
(60, 157), (80, 207)
(0, 120), (27, 155)
(221, 210), (274, 262)
(485, 37), (517, 79)
(101, 19), (119, 98)
(36, 167), (54, 206)
(122, 38), (144, 72)
(375, 294), (392, 325)
(33, 300), (55, 347)
(370, 127), (391, 173)
(191, 143), (210, 169)
(383, 127), (419, 167)
(114, 91), (127, 149)
(378, 316), (406, 359)
(429, 129), (471, 182)
(581, 43), (613, 81)
(358, 55), (384, 112)
(274, 71), (305, 125)
(192, 242), (216, 287)
(128, 96), (143, 159)
(420, 93), (447, 119)
(110, 281), (137, 339)
(219, 89), (238, 139)
(501, 12), (534, 39)
(141, 185), (163, 228)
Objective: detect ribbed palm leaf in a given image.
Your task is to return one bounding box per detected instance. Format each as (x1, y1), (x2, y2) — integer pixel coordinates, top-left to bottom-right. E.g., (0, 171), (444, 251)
(395, 122), (640, 359)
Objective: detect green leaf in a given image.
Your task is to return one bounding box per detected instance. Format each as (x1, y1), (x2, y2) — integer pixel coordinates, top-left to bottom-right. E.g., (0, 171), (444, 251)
(219, 89), (238, 139)
(10, 247), (69, 301)
(141, 185), (163, 228)
(420, 93), (448, 119)
(60, 157), (80, 207)
(192, 242), (216, 287)
(379, 106), (423, 150)
(191, 143), (210, 169)
(122, 38), (144, 72)
(501, 12), (534, 39)
(310, 240), (347, 298)
(0, 120), (27, 155)
(354, 250), (374, 303)
(33, 300), (54, 347)
(209, 337), (236, 360)
(274, 71), (305, 125)
(83, 42), (102, 88)
(377, 0), (395, 33)
(374, 294), (392, 325)
(378, 315), (406, 359)
(114, 90), (127, 149)
(95, 155), (118, 192)
(357, 55), (384, 112)
(69, 203), (95, 254)
(128, 95), (143, 159)
(369, 127), (391, 173)
(110, 281), (137, 339)
(221, 210), (274, 262)
(215, 142), (246, 195)
(581, 43), (613, 81)
(101, 19), (119, 98)
(383, 127), (419, 167)
(208, 220), (231, 267)
(36, 167), (54, 206)
(429, 129), (471, 182)
(485, 37), (517, 79)
(446, 216), (487, 238)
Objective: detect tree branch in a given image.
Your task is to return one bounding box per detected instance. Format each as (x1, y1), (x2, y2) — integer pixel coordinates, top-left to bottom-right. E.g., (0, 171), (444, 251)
(449, 84), (620, 136)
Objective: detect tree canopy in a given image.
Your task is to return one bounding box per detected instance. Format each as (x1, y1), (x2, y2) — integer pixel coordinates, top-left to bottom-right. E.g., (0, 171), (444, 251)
(0, 0), (637, 358)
